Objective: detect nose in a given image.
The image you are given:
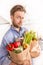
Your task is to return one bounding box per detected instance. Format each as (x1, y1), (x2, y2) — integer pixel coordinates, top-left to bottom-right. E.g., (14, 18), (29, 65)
(20, 18), (23, 22)
(20, 20), (23, 24)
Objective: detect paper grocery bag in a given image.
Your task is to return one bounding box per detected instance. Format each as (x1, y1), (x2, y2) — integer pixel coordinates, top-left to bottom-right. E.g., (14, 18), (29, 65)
(9, 47), (32, 65)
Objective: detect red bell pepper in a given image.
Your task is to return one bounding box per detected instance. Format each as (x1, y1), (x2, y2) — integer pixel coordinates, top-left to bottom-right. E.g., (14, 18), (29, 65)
(6, 43), (14, 51)
(13, 41), (21, 48)
(6, 41), (21, 51)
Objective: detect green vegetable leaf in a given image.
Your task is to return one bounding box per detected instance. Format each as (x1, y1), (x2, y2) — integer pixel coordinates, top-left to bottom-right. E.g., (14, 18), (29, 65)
(23, 30), (37, 44)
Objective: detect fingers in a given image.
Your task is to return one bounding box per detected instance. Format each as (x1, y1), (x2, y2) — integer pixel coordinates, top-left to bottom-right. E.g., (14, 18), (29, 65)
(16, 37), (24, 41)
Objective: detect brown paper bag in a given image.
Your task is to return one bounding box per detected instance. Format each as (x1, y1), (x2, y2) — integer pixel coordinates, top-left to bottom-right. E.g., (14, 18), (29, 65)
(9, 47), (32, 65)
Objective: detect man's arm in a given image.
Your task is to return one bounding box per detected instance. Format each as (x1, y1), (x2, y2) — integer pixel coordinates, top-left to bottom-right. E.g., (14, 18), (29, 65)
(0, 38), (14, 65)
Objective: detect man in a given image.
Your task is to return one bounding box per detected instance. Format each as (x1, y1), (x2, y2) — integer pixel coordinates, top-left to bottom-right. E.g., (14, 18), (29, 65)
(0, 5), (41, 65)
(0, 5), (28, 65)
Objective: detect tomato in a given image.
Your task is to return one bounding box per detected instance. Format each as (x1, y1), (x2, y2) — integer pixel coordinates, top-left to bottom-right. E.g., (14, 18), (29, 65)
(13, 41), (21, 48)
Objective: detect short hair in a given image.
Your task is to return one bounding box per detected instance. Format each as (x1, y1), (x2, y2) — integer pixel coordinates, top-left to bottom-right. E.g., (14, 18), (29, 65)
(10, 5), (26, 15)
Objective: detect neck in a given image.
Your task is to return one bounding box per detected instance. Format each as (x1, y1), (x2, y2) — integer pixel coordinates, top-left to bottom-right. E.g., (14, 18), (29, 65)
(12, 25), (20, 32)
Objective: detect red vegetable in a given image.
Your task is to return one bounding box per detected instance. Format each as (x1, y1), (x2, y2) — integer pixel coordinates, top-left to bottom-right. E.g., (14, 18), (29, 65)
(13, 41), (21, 48)
(6, 41), (21, 51)
(6, 43), (14, 51)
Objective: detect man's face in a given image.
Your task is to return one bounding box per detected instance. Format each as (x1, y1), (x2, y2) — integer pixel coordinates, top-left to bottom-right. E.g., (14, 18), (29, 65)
(11, 11), (25, 28)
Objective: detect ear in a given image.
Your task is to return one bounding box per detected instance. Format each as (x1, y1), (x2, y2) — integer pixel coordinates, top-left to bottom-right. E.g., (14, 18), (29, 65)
(10, 15), (13, 20)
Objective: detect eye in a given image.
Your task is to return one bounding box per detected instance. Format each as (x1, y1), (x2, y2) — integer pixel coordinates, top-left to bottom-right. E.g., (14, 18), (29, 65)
(17, 16), (24, 20)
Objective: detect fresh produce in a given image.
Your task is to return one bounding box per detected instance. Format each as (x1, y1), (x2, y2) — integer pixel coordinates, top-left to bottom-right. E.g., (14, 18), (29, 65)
(13, 41), (21, 48)
(13, 46), (23, 53)
(6, 30), (37, 53)
(22, 30), (37, 49)
(6, 41), (21, 51)
(6, 43), (14, 51)
(23, 43), (29, 49)
(23, 30), (37, 44)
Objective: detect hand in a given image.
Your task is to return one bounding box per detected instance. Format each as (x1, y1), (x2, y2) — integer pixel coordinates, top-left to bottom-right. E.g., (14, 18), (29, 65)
(16, 37), (24, 41)
(30, 40), (41, 58)
(16, 37), (24, 44)
(23, 60), (32, 65)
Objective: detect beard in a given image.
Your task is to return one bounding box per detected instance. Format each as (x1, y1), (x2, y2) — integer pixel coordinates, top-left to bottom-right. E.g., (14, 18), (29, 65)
(12, 22), (21, 28)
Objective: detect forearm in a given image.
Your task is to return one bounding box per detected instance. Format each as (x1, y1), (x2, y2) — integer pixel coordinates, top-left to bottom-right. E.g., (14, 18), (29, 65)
(30, 40), (41, 58)
(30, 51), (40, 58)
